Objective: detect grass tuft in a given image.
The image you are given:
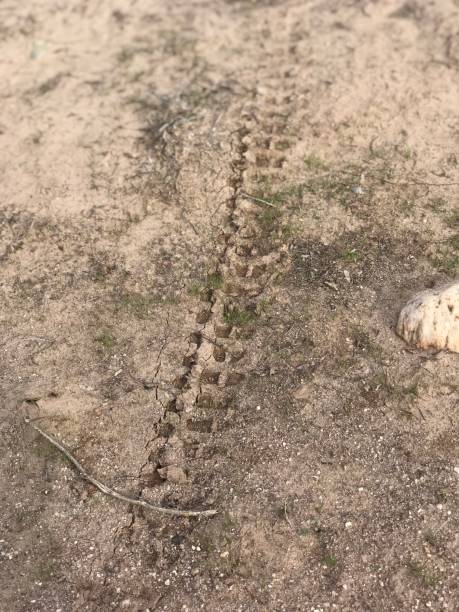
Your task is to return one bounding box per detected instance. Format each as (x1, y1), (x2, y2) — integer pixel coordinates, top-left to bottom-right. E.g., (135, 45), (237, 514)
(95, 331), (116, 350)
(223, 307), (254, 326)
(304, 153), (328, 172)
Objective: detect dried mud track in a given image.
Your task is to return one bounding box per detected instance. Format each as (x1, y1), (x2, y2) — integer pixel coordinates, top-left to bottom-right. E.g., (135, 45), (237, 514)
(141, 59), (299, 496)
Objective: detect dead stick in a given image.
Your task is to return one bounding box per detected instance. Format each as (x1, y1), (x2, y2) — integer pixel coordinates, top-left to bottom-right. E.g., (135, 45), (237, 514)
(239, 191), (277, 208)
(24, 418), (217, 518)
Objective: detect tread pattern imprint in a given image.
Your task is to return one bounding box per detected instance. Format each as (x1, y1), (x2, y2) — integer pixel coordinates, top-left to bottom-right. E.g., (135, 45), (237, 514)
(136, 22), (300, 515)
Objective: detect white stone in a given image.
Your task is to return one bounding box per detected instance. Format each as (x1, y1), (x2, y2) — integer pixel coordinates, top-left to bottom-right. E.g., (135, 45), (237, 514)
(396, 281), (459, 352)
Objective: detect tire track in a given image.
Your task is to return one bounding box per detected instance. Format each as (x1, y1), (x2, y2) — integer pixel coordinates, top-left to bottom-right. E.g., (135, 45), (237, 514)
(135, 35), (299, 511)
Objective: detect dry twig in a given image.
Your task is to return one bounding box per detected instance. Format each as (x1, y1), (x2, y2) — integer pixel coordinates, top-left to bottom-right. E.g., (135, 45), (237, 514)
(24, 417), (217, 518)
(240, 191), (277, 208)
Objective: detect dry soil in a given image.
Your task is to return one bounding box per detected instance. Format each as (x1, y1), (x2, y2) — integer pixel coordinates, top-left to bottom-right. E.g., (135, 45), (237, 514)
(0, 1), (458, 611)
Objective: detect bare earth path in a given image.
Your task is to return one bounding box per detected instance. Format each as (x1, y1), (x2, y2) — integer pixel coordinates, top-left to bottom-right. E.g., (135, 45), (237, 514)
(0, 1), (458, 610)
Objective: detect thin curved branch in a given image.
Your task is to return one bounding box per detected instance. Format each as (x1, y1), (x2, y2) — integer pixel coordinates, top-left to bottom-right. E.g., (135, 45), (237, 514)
(24, 417), (217, 518)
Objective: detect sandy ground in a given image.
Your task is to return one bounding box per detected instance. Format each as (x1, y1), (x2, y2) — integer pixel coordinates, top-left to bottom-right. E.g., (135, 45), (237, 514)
(1, 0), (458, 610)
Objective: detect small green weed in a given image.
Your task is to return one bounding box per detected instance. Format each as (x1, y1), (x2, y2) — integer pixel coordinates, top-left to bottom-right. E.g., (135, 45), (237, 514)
(341, 248), (359, 263)
(448, 235), (459, 250)
(428, 197), (447, 213)
(445, 212), (459, 228)
(258, 207), (282, 227)
(275, 140), (291, 151)
(304, 153), (328, 171)
(95, 331), (116, 350)
(399, 198), (415, 214)
(399, 145), (414, 160)
(432, 253), (459, 274)
(117, 47), (135, 63)
(253, 177), (304, 208)
(297, 527), (311, 536)
(323, 553), (337, 568)
(118, 292), (155, 318)
(188, 272), (223, 297)
(423, 530), (439, 548)
(368, 140), (391, 160)
(404, 383), (419, 397)
(223, 307), (254, 326)
(280, 222), (297, 239)
(256, 298), (271, 315)
(304, 173), (355, 205)
(445, 255), (459, 273)
(407, 560), (438, 587)
(188, 283), (203, 297)
(207, 272), (224, 290)
(351, 326), (381, 357)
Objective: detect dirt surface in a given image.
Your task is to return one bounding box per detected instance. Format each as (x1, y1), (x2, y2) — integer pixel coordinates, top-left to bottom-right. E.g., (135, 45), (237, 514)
(1, 1), (458, 610)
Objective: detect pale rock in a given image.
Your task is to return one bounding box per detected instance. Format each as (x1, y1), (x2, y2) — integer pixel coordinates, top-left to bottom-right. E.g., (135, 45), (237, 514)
(396, 281), (459, 352)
